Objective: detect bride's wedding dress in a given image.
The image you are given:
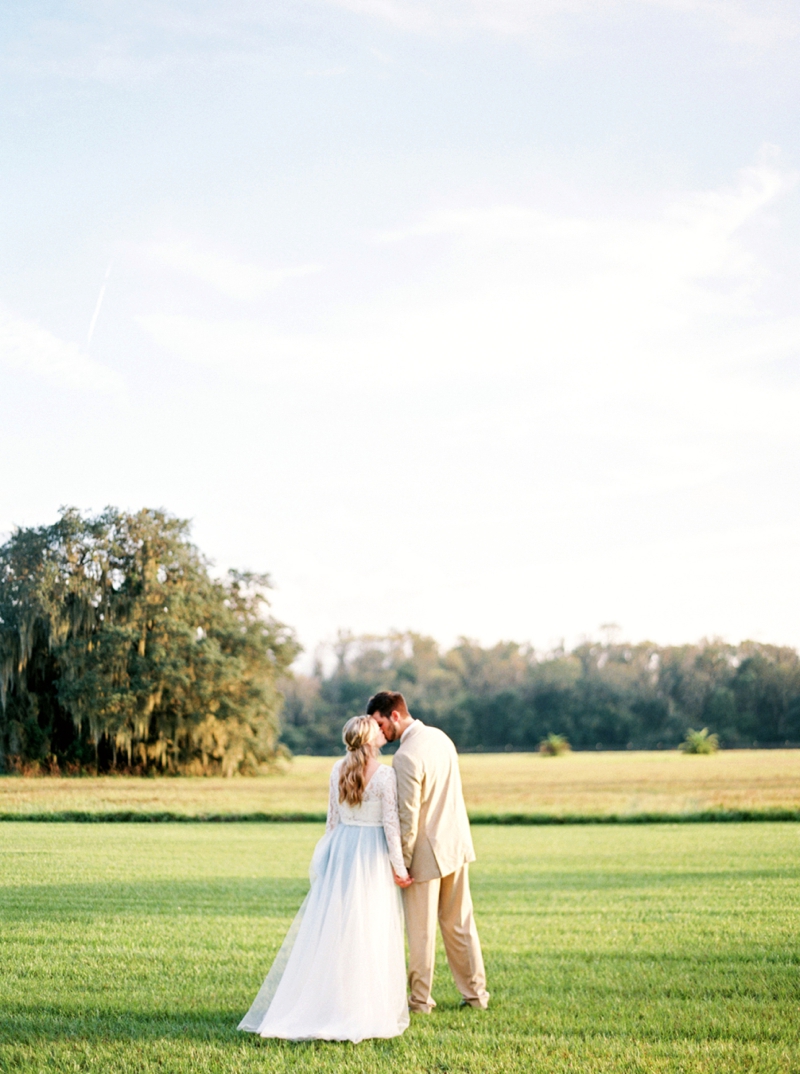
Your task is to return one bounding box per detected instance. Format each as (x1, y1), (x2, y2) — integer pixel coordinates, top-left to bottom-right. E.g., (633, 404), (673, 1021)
(238, 761), (410, 1042)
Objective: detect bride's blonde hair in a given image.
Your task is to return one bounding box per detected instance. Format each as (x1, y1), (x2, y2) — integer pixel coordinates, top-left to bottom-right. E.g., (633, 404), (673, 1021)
(339, 716), (378, 806)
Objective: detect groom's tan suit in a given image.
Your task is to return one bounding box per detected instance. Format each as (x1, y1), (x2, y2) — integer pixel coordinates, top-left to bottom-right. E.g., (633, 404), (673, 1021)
(393, 720), (489, 1012)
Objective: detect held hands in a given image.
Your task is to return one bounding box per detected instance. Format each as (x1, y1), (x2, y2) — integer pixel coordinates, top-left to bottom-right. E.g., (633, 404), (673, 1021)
(393, 870), (414, 888)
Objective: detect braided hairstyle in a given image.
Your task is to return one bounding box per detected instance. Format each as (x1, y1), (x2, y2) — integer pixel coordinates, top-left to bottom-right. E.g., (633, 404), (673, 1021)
(338, 715), (379, 806)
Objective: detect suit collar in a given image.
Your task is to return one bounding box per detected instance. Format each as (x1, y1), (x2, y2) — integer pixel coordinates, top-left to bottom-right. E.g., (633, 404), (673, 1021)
(400, 718), (424, 744)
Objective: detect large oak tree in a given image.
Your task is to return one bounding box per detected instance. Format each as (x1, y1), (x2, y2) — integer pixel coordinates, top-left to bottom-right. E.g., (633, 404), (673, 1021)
(0, 508), (298, 774)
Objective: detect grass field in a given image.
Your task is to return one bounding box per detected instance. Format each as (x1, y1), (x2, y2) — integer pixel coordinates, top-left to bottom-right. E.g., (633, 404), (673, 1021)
(1, 821), (799, 1073)
(1, 750), (799, 820)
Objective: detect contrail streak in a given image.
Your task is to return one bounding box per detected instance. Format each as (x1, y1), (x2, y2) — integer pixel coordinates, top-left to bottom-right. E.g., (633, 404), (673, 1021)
(87, 260), (113, 347)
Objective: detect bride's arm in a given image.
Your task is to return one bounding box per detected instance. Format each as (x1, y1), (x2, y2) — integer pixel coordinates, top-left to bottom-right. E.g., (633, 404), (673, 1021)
(393, 751), (421, 869)
(326, 762), (341, 834)
(381, 768), (409, 880)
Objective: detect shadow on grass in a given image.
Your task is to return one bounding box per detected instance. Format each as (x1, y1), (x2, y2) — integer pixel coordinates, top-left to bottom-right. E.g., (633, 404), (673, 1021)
(0, 1004), (444, 1050)
(0, 1004), (242, 1045)
(0, 877), (310, 921)
(4, 947), (799, 1049)
(5, 861), (800, 925)
(474, 866), (800, 895)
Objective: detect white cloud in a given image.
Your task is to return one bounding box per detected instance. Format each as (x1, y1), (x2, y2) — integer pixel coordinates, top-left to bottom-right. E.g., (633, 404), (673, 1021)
(147, 242), (323, 301)
(6, 0), (796, 87)
(378, 153), (791, 257)
(140, 155), (800, 513)
(0, 308), (124, 396)
(324, 0), (800, 45)
(138, 313), (310, 378)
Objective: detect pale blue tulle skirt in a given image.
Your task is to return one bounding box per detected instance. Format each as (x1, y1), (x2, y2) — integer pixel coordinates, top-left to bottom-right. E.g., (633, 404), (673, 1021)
(238, 823), (409, 1042)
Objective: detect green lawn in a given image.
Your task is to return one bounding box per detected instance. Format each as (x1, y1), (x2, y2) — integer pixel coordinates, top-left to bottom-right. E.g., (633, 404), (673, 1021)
(1, 822), (798, 1073)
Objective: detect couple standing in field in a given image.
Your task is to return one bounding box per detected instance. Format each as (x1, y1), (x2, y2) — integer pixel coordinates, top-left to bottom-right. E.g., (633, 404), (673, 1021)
(238, 690), (490, 1042)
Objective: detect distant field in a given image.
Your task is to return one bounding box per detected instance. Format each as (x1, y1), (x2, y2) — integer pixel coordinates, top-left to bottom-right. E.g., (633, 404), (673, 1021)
(1, 750), (798, 820)
(2, 821), (798, 1073)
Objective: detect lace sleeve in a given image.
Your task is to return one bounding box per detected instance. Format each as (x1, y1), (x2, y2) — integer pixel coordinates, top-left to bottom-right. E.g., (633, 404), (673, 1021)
(380, 767), (409, 879)
(326, 762), (341, 834)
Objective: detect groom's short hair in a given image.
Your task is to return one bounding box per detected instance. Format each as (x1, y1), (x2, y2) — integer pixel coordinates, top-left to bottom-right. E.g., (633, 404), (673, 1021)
(366, 691), (408, 718)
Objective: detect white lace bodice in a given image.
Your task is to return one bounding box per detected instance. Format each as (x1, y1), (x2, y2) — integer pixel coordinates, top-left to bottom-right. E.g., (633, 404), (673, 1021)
(327, 760), (408, 880)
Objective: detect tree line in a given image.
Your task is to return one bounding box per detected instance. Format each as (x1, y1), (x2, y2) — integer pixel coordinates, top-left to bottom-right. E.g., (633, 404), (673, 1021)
(280, 631), (800, 754)
(3, 508), (799, 774)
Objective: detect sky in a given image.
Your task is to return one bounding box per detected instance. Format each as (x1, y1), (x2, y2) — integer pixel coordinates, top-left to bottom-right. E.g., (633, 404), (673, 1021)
(1, 0), (800, 661)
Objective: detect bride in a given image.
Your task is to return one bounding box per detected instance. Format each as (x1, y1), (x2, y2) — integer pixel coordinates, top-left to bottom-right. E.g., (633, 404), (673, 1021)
(238, 715), (412, 1042)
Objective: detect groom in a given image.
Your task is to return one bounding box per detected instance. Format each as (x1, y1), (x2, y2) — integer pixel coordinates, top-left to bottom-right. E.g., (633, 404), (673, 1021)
(367, 691), (490, 1013)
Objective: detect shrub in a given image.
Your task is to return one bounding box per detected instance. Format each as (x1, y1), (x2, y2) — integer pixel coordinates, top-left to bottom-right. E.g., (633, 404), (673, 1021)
(680, 727), (719, 754)
(539, 732), (571, 756)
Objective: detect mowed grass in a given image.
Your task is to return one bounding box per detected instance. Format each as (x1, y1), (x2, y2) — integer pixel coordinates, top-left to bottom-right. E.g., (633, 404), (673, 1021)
(1, 822), (799, 1073)
(2, 749), (800, 820)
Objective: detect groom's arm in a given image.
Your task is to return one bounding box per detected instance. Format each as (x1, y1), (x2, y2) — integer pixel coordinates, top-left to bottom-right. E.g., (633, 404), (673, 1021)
(393, 752), (423, 870)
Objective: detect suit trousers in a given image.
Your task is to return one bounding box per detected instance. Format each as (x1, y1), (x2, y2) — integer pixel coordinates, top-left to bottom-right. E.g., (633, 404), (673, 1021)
(402, 864), (489, 1012)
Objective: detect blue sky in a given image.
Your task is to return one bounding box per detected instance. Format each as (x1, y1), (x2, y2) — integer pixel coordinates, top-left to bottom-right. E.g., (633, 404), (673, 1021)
(2, 0), (800, 659)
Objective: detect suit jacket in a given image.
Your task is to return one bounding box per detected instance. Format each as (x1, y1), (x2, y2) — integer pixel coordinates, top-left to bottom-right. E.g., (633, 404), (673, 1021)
(392, 720), (476, 882)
